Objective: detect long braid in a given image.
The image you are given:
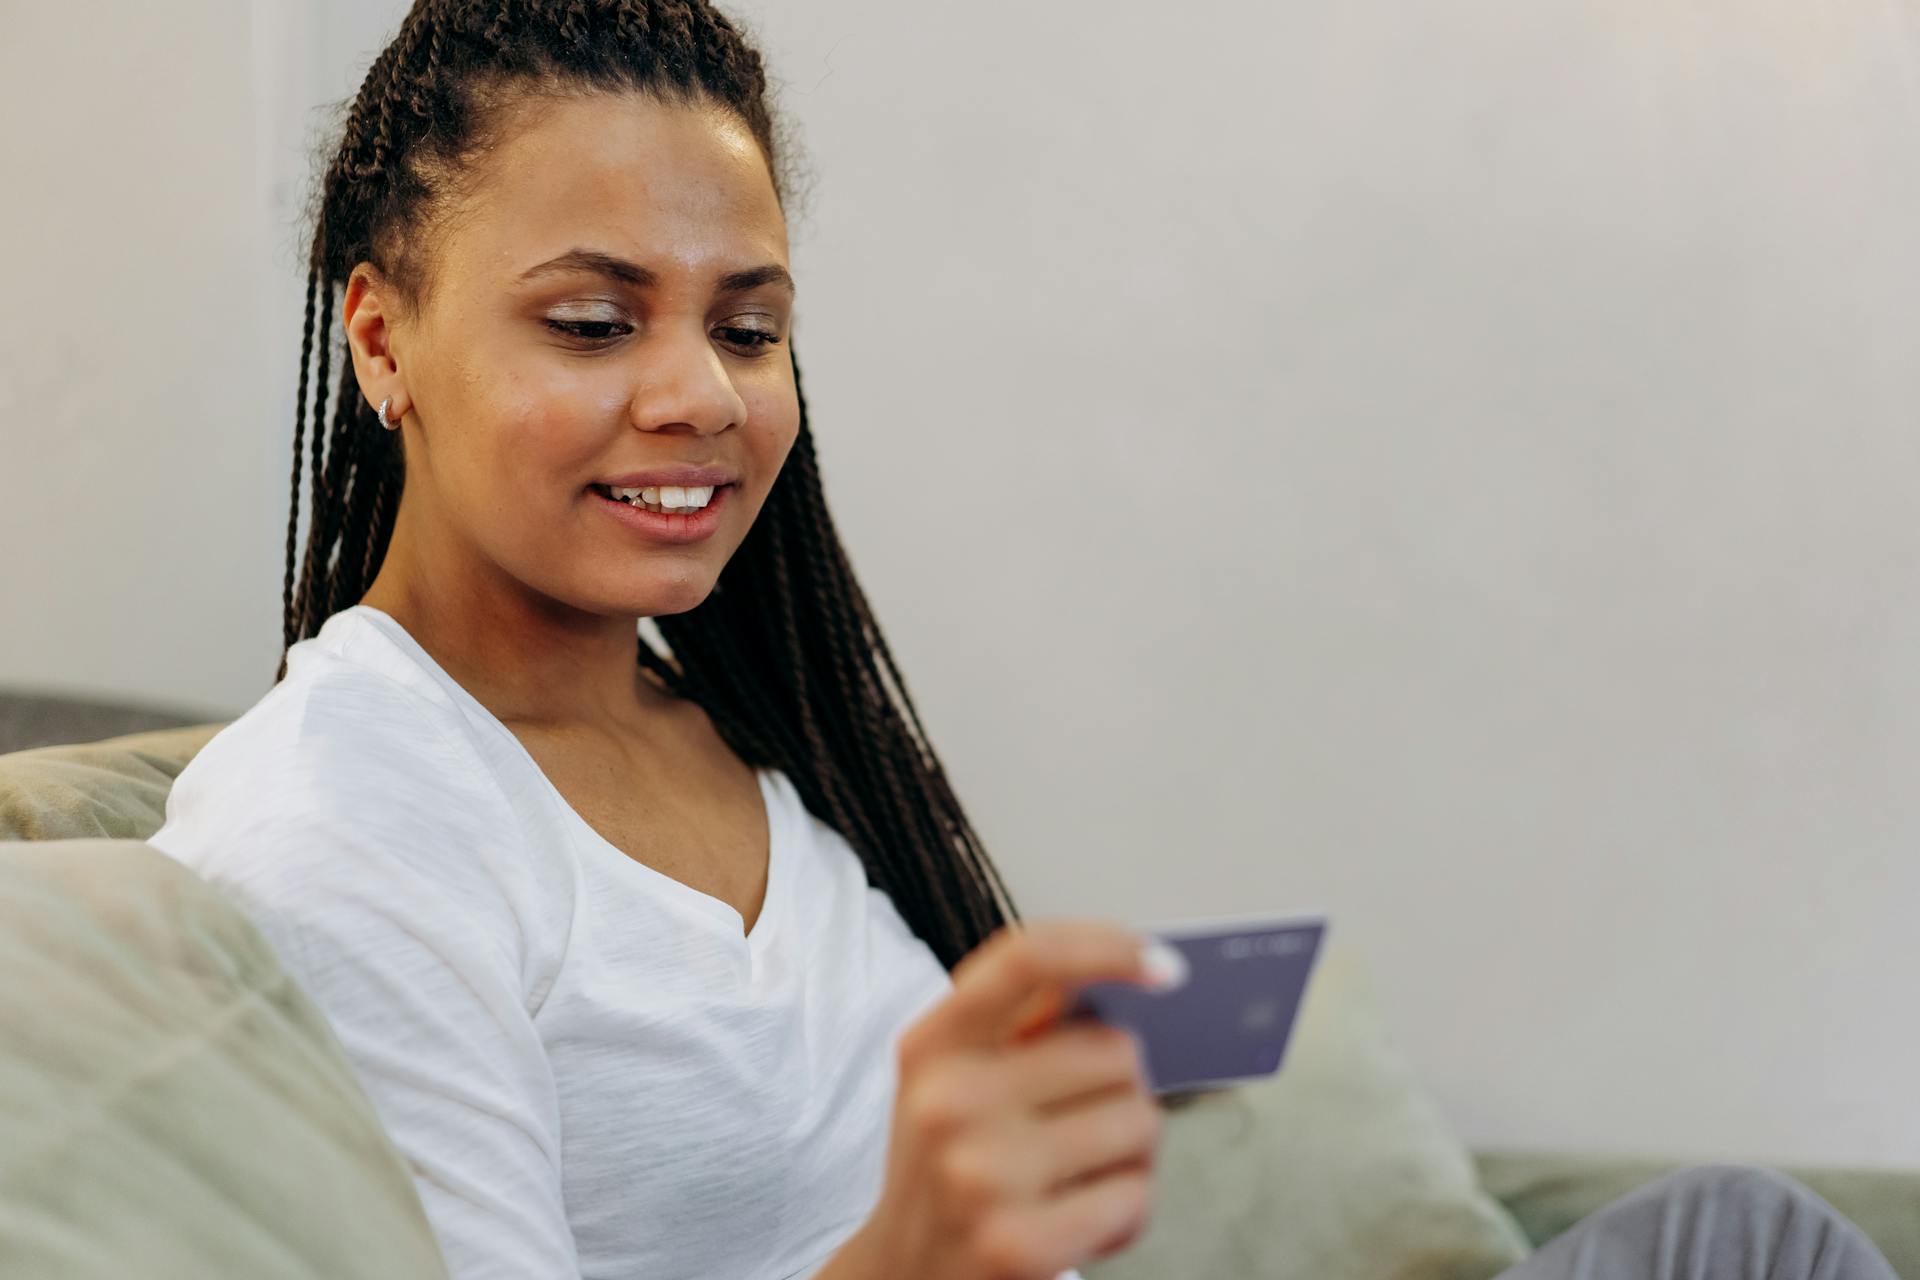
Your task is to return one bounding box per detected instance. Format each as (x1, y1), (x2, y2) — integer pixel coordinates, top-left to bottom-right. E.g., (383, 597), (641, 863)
(280, 0), (1018, 970)
(355, 441), (401, 591)
(319, 376), (370, 622)
(291, 279), (337, 640)
(279, 261), (321, 676)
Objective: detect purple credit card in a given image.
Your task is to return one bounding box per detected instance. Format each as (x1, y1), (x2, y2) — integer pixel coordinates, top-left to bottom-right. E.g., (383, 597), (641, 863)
(1063, 913), (1327, 1094)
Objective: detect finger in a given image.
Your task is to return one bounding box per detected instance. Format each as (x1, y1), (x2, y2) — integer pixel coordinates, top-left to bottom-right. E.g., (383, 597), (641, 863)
(1035, 1094), (1163, 1196)
(931, 1087), (1158, 1214)
(1007, 985), (1067, 1044)
(923, 919), (1150, 1052)
(973, 1163), (1154, 1279)
(1083, 1159), (1157, 1259)
(1000, 1021), (1149, 1113)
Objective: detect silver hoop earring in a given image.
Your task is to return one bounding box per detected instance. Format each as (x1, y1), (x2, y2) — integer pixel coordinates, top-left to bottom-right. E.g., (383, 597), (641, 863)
(377, 396), (396, 431)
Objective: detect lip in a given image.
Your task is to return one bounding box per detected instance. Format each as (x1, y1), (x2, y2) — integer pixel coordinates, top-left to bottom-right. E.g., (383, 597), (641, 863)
(595, 465), (738, 488)
(588, 481), (732, 545)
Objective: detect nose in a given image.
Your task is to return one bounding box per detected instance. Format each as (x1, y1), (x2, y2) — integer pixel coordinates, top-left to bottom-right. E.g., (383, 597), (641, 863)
(628, 328), (748, 436)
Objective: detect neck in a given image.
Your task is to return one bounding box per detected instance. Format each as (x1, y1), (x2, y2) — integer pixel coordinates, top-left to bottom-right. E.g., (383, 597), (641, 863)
(356, 499), (663, 731)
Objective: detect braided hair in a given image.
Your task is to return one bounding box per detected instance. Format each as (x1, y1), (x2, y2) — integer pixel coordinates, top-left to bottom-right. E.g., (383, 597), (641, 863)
(281, 0), (1020, 969)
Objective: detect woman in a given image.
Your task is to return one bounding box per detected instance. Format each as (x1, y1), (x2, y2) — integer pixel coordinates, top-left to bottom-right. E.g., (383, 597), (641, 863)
(150, 3), (1899, 1279)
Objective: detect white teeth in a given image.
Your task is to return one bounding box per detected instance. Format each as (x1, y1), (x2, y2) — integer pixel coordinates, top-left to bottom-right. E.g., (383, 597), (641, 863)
(603, 483), (720, 514)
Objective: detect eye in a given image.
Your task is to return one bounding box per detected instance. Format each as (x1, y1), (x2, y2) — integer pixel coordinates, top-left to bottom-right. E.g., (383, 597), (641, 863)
(716, 326), (782, 352)
(546, 317), (633, 344)
(543, 300), (633, 345)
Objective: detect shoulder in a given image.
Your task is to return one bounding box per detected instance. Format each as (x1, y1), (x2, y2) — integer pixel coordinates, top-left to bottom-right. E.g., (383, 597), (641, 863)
(159, 643), (501, 872)
(151, 625), (573, 1004)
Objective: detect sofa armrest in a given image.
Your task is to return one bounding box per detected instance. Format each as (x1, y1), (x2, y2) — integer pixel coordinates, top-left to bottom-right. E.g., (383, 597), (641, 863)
(1473, 1148), (1920, 1279)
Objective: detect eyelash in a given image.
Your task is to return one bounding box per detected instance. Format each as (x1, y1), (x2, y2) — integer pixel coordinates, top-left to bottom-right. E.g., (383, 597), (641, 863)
(545, 319), (781, 350)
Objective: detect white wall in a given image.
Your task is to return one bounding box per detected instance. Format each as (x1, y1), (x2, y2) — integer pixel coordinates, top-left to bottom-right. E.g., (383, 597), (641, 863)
(1, 1), (282, 714)
(4, 0), (1916, 1167)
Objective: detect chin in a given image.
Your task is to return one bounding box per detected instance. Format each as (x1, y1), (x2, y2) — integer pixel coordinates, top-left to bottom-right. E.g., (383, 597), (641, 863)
(615, 570), (720, 619)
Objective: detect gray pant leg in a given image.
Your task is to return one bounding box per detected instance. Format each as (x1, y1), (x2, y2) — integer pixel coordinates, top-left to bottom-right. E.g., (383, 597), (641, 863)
(1495, 1164), (1899, 1280)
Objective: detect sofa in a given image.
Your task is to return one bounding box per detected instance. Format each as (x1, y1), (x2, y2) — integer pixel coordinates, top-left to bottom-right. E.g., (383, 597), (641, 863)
(1, 693), (1915, 1278)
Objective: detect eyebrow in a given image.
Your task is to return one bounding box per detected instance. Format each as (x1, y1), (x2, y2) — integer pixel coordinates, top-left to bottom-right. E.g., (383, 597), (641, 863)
(517, 248), (795, 296)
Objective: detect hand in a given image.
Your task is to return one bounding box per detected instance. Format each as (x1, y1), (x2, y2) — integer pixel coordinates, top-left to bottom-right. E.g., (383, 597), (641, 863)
(837, 918), (1167, 1280)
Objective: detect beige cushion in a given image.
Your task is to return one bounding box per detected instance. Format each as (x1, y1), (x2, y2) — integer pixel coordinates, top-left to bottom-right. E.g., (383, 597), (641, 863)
(0, 723), (224, 841)
(0, 837), (447, 1278)
(1083, 939), (1530, 1280)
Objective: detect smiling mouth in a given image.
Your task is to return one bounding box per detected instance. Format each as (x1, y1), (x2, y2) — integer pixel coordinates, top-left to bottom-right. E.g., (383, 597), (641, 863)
(589, 482), (734, 514)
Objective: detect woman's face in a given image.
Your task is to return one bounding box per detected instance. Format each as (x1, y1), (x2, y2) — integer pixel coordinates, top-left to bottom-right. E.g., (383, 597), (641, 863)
(347, 91), (799, 620)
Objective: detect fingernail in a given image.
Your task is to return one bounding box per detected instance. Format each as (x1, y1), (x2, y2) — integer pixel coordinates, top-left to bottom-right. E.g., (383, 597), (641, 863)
(1138, 940), (1189, 992)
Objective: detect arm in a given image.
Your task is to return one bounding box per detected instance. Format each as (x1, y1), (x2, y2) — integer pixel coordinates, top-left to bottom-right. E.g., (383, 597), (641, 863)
(232, 864), (579, 1280)
(152, 688), (580, 1279)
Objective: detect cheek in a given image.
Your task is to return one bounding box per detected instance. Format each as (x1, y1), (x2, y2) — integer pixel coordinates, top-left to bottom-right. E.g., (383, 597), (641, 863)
(473, 366), (625, 493)
(743, 391), (801, 479)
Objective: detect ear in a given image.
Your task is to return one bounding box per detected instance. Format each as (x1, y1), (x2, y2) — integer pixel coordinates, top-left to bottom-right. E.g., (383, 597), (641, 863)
(343, 262), (412, 425)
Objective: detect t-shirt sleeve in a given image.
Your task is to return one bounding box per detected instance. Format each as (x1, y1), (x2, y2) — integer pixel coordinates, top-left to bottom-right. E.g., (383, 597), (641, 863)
(151, 676), (579, 1280)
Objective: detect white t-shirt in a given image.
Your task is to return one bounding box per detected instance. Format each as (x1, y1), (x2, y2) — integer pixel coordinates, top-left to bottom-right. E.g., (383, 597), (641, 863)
(149, 605), (1082, 1280)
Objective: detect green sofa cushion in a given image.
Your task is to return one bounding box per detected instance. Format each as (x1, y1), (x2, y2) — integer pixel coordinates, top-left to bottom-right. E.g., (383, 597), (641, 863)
(0, 723), (224, 841)
(1082, 940), (1532, 1280)
(0, 836), (448, 1278)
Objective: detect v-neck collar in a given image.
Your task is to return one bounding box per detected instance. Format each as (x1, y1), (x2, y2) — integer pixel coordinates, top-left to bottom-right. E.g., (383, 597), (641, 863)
(334, 604), (788, 956)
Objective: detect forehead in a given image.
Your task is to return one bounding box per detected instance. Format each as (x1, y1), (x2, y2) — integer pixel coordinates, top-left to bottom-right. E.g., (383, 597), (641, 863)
(441, 91), (788, 281)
